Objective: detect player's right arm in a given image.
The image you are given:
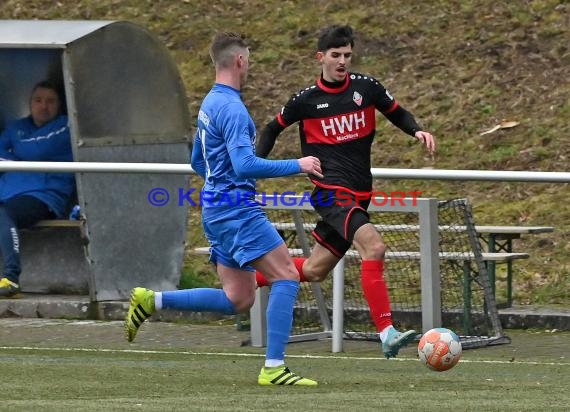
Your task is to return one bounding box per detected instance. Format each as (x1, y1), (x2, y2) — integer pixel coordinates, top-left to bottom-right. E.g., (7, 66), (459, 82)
(224, 103), (321, 179)
(372, 80), (436, 154)
(229, 145), (322, 179)
(190, 129), (207, 179)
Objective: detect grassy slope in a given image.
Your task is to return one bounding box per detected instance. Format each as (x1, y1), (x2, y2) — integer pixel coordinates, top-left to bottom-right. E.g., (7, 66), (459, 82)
(1, 0), (568, 305)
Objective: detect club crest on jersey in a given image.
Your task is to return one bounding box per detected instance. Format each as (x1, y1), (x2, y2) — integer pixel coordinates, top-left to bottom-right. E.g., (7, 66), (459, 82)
(353, 91), (363, 106)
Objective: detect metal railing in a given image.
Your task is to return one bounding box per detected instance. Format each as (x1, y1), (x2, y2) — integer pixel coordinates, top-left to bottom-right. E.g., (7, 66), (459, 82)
(0, 161), (569, 183)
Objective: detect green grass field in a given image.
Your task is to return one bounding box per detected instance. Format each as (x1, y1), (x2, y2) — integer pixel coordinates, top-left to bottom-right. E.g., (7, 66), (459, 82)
(1, 319), (568, 411)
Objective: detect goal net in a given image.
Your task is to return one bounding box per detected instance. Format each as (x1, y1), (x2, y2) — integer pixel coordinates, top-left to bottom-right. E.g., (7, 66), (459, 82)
(262, 197), (510, 350)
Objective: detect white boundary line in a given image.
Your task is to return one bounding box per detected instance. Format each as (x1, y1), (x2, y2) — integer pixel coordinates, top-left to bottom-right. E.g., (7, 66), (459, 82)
(0, 346), (568, 367)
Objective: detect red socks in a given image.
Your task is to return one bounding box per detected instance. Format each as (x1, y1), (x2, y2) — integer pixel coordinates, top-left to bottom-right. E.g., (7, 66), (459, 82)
(256, 257), (308, 287)
(256, 258), (393, 332)
(360, 259), (393, 332)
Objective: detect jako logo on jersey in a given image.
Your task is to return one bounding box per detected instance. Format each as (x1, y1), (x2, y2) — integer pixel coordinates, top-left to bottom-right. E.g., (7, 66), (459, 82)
(198, 110), (210, 127)
(316, 103), (329, 109)
(353, 91), (363, 106)
(321, 110), (365, 137)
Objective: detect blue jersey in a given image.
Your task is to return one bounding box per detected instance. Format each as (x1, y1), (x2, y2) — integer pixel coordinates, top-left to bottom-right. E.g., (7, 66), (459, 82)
(191, 83), (300, 204)
(0, 115), (75, 217)
(194, 83), (257, 196)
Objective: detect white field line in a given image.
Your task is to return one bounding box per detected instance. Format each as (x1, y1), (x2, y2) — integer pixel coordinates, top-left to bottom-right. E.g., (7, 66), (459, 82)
(0, 345), (568, 367)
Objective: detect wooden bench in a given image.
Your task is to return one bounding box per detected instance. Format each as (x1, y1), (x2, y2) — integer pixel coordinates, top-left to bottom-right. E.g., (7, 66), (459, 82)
(270, 221), (552, 307)
(32, 218), (89, 246)
(34, 219), (82, 228)
(273, 222), (554, 236)
(192, 244), (529, 332)
(191, 246), (529, 264)
(472, 226), (553, 306)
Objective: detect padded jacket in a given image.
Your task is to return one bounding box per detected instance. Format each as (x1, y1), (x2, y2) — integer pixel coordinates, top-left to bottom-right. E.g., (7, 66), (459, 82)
(0, 115), (76, 217)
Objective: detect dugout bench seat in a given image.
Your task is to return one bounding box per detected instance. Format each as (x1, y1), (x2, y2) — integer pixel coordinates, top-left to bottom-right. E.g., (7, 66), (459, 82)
(7, 219), (91, 295)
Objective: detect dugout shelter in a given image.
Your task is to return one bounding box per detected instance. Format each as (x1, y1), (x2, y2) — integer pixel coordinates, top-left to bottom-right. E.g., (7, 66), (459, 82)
(0, 20), (192, 301)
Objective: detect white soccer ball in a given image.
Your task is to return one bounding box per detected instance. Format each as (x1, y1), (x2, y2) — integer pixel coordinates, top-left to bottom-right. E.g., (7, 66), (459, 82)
(418, 327), (462, 371)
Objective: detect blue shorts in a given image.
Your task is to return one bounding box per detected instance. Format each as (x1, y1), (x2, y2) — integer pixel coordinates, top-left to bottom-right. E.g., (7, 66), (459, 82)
(202, 204), (284, 271)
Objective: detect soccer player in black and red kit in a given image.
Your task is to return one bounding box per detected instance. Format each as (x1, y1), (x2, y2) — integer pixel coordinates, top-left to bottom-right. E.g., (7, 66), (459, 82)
(255, 25), (436, 358)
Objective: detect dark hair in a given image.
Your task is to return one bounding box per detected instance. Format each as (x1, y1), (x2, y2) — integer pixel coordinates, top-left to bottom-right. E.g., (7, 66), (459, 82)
(31, 80), (62, 98)
(209, 32), (248, 68)
(317, 25), (354, 51)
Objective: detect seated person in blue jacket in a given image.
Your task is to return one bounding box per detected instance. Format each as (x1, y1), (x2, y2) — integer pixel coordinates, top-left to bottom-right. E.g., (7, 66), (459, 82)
(0, 80), (76, 298)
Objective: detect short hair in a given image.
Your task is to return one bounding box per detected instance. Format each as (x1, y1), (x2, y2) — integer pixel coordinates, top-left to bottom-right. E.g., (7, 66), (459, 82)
(317, 25), (354, 52)
(209, 32), (248, 68)
(31, 80), (62, 100)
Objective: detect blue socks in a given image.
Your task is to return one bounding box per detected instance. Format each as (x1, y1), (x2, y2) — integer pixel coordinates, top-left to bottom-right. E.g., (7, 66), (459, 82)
(161, 280), (300, 363)
(161, 288), (236, 314)
(265, 280), (300, 361)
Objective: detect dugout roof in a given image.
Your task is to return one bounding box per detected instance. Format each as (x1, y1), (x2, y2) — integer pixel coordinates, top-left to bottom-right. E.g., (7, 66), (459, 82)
(0, 20), (191, 301)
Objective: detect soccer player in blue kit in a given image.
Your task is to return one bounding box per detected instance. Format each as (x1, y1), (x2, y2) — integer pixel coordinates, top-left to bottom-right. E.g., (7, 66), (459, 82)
(125, 32), (322, 386)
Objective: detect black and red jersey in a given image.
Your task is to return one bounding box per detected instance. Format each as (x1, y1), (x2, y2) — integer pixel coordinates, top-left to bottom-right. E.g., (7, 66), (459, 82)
(276, 72), (399, 192)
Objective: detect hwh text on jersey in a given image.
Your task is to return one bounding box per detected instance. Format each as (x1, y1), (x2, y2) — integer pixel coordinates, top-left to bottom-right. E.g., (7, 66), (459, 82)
(321, 110), (365, 137)
(304, 106), (375, 144)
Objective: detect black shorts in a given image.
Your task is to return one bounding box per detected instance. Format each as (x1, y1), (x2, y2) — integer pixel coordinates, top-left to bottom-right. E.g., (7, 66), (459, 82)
(310, 187), (371, 257)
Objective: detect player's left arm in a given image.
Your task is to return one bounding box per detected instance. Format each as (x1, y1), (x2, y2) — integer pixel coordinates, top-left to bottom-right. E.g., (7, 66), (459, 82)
(372, 79), (436, 154)
(256, 92), (303, 158)
(256, 118), (284, 158)
(384, 106), (436, 154)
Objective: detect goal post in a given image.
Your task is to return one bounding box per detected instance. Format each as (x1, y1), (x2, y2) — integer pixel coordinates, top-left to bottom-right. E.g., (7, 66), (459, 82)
(250, 195), (443, 348)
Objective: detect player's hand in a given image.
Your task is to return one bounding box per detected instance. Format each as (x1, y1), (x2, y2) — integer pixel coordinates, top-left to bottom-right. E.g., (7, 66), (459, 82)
(298, 156), (323, 179)
(415, 131), (436, 154)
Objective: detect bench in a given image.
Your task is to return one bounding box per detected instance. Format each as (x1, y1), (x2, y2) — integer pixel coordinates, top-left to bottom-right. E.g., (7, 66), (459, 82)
(10, 219), (91, 294)
(192, 246), (529, 263)
(34, 219), (82, 228)
(270, 221), (552, 307)
(472, 226), (554, 306)
(192, 245), (528, 335)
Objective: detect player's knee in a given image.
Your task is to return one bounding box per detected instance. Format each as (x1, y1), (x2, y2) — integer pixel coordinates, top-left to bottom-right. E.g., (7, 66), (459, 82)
(231, 293), (256, 313)
(280, 266), (300, 282)
(264, 265), (300, 283)
(224, 287), (256, 313)
(370, 241), (386, 259)
(359, 240), (386, 260)
(307, 270), (328, 282)
(303, 261), (330, 282)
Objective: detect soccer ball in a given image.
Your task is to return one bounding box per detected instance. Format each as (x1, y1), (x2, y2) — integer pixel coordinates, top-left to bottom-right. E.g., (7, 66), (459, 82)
(418, 327), (462, 371)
